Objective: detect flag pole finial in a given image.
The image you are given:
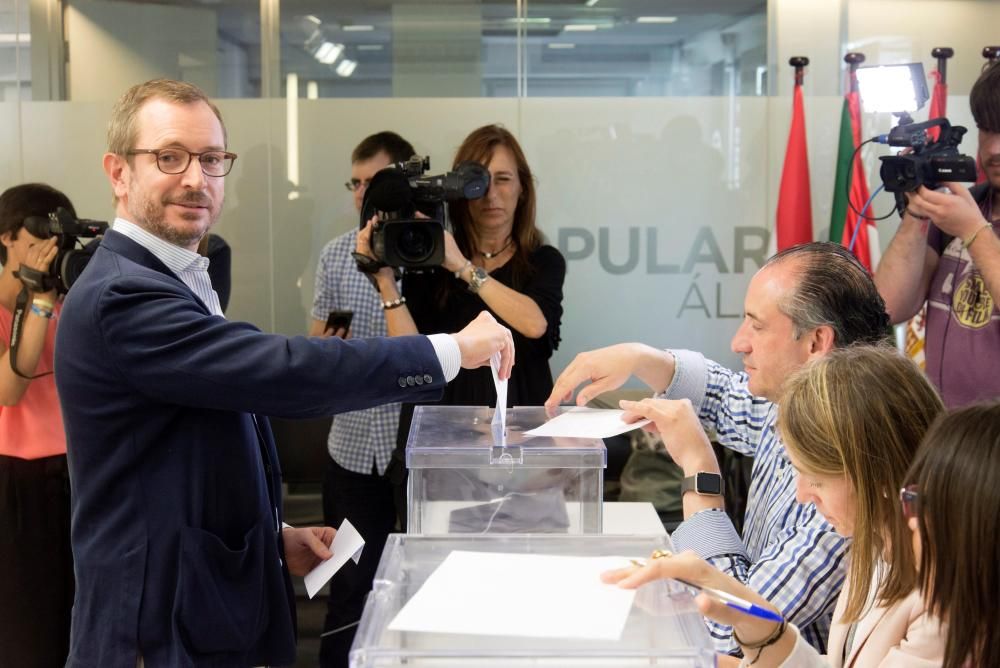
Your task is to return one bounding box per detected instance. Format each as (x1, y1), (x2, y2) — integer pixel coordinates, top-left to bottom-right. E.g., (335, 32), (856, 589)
(983, 46), (1000, 64)
(789, 57), (809, 86)
(844, 53), (865, 93)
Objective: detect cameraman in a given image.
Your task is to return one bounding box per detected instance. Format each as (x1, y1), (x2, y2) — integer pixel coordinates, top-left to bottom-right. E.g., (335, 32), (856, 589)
(309, 130), (416, 668)
(0, 183), (75, 667)
(875, 61), (1000, 408)
(357, 124), (565, 489)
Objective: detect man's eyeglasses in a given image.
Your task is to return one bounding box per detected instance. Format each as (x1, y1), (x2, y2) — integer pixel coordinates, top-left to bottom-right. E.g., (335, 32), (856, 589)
(344, 178), (371, 193)
(899, 484), (920, 519)
(128, 148), (237, 177)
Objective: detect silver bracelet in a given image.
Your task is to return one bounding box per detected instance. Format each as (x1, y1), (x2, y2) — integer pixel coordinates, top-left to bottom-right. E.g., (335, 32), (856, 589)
(381, 296), (407, 310)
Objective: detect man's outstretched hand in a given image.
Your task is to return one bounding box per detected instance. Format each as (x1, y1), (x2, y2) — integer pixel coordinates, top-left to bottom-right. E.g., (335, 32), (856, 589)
(452, 311), (515, 380)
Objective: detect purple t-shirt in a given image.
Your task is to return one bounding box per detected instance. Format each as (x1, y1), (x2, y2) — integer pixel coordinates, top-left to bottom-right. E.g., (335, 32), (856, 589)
(925, 184), (1000, 408)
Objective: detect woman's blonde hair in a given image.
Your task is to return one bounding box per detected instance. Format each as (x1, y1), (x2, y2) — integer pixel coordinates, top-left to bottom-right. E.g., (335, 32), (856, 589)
(778, 345), (943, 622)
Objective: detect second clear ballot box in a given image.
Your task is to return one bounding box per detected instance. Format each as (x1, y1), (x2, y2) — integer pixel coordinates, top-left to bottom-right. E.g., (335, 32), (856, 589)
(349, 533), (716, 667)
(405, 406), (606, 534)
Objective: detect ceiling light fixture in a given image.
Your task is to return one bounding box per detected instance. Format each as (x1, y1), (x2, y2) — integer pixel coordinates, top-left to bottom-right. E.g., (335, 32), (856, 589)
(315, 41), (344, 64)
(344, 25), (374, 32)
(637, 16), (678, 24)
(336, 59), (358, 77)
(506, 17), (552, 24)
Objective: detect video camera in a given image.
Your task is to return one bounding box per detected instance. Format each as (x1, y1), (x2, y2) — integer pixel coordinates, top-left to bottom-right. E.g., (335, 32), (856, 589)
(878, 117), (979, 213)
(854, 62), (978, 215)
(359, 155), (490, 268)
(18, 207), (108, 294)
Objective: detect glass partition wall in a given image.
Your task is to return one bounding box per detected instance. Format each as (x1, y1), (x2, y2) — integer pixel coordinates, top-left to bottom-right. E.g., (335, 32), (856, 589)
(2, 0), (997, 368)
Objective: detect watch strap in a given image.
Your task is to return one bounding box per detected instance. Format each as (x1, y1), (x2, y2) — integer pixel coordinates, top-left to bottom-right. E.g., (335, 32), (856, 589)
(681, 471), (724, 496)
(468, 266), (490, 293)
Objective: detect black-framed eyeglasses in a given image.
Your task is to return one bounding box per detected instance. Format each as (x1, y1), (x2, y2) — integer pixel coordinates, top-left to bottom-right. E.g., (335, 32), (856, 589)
(344, 178), (371, 193)
(899, 484), (920, 519)
(128, 148), (237, 177)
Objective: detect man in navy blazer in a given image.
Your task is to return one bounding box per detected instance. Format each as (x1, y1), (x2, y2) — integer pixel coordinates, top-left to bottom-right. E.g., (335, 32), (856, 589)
(54, 79), (514, 668)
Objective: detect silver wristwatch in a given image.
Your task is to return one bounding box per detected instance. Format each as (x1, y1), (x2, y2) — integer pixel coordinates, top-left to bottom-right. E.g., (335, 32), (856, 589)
(468, 266), (490, 293)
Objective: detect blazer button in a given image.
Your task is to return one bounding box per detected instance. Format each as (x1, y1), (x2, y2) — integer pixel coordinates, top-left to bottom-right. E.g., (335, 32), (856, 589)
(414, 375), (424, 386)
(398, 377), (407, 388)
(406, 375), (416, 386)
(423, 374), (433, 384)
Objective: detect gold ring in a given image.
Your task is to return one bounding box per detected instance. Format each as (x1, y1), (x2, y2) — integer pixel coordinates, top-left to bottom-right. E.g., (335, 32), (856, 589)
(651, 549), (673, 560)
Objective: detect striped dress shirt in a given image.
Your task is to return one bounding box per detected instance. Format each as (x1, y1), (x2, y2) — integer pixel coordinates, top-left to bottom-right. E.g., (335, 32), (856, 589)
(665, 349), (848, 655)
(112, 218), (224, 317)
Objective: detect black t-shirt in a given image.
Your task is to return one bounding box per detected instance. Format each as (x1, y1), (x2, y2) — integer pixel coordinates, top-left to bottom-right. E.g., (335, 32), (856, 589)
(395, 244), (566, 448)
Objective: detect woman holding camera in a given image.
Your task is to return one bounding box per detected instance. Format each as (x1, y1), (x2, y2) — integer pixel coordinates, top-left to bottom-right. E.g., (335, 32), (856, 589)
(358, 124), (565, 408)
(0, 184), (76, 667)
(604, 346), (951, 667)
(357, 125), (565, 520)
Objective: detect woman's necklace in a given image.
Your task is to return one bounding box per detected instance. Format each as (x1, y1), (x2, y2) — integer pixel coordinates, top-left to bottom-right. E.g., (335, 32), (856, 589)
(480, 238), (513, 259)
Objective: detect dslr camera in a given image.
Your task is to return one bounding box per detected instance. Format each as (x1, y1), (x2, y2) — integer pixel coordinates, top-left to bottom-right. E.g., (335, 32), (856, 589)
(359, 155), (489, 268)
(17, 207), (108, 294)
(878, 117), (979, 214)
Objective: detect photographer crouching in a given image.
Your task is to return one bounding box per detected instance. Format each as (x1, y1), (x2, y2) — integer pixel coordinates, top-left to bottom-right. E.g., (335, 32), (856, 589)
(0, 183), (77, 667)
(875, 61), (1000, 408)
(355, 124), (566, 524)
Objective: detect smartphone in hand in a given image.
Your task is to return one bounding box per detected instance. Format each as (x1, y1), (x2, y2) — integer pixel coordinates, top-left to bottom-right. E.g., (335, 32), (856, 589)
(325, 309), (353, 336)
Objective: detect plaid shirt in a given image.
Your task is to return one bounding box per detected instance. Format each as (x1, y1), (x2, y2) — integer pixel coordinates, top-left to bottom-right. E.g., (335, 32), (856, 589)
(665, 349), (848, 655)
(311, 229), (400, 475)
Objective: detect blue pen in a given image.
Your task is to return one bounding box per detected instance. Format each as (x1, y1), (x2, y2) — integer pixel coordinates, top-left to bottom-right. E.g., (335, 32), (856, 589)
(628, 560), (784, 623)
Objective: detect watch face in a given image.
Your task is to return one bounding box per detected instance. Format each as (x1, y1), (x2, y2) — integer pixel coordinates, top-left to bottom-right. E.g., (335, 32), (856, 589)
(697, 472), (723, 495)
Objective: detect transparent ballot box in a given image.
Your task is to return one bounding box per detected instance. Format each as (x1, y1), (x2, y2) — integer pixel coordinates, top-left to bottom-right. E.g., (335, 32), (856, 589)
(349, 534), (715, 667)
(406, 406), (606, 534)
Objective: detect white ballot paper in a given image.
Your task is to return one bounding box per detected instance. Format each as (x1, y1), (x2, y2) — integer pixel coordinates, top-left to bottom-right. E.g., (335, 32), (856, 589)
(490, 351), (508, 436)
(304, 518), (365, 599)
(387, 550), (637, 641)
(524, 406), (651, 439)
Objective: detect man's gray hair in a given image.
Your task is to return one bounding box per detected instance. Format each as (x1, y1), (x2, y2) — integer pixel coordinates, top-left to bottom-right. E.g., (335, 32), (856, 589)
(765, 242), (890, 347)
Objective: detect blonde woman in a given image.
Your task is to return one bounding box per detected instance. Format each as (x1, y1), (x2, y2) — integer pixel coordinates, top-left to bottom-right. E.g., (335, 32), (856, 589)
(604, 345), (945, 667)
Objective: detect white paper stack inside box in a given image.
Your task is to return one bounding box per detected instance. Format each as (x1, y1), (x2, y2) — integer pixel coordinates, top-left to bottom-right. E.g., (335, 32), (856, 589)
(406, 406), (606, 534)
(350, 534), (715, 667)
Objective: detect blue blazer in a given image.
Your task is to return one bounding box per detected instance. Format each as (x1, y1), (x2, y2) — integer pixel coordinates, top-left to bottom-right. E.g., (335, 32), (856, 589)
(55, 231), (445, 667)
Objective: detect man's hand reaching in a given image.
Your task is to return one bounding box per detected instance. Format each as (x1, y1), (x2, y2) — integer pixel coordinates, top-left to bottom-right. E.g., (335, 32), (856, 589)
(452, 311), (514, 380)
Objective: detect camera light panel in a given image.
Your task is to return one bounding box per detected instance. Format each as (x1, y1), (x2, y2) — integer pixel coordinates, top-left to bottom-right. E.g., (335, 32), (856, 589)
(856, 63), (929, 114)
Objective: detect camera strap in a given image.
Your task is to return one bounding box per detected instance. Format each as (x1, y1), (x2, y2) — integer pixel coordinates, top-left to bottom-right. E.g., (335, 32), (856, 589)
(7, 285), (54, 380)
(13, 265), (58, 294)
(351, 252), (402, 290)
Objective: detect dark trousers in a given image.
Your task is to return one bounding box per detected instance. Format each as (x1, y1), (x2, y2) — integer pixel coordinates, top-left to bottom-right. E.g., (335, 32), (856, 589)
(0, 454), (74, 668)
(319, 458), (398, 668)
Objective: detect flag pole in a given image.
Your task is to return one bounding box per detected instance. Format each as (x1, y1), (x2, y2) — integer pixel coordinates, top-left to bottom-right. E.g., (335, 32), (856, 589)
(790, 56), (808, 86)
(844, 52), (865, 93)
(932, 47), (954, 83)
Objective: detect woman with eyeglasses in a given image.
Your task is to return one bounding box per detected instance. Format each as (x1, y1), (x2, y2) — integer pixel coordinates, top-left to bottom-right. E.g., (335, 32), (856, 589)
(604, 345), (948, 667)
(900, 402), (1000, 668)
(355, 125), (566, 522)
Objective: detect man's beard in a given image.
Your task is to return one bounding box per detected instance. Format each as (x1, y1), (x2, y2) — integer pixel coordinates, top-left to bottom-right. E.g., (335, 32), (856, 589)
(130, 186), (218, 248)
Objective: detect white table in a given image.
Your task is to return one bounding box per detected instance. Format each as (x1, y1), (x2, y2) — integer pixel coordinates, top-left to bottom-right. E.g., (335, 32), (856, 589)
(602, 501), (666, 535)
